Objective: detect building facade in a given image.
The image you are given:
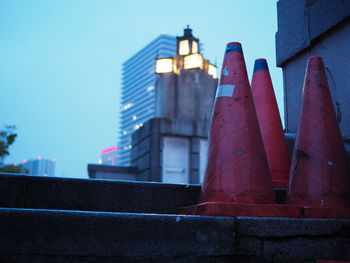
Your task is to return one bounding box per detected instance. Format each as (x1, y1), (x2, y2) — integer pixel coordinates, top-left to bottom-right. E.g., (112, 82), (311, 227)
(276, 0), (350, 141)
(117, 34), (177, 166)
(100, 146), (118, 165)
(22, 157), (55, 177)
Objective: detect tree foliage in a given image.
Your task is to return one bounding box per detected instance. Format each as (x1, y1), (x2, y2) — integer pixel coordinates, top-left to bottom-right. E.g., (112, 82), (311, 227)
(0, 125), (17, 166)
(0, 164), (27, 174)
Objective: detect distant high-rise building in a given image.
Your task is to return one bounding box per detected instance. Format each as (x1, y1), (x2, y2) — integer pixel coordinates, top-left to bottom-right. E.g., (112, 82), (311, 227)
(22, 157), (55, 177)
(117, 34), (177, 166)
(100, 146), (118, 165)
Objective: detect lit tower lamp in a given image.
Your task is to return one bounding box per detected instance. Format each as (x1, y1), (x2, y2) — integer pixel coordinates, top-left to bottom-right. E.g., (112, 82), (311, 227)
(156, 26), (217, 78)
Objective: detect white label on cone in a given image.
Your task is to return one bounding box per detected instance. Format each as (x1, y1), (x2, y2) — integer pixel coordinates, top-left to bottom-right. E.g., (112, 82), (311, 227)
(216, 84), (235, 98)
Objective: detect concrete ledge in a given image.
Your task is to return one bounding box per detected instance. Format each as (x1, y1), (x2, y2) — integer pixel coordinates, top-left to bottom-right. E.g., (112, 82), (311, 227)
(0, 208), (349, 262)
(235, 216), (350, 262)
(0, 173), (200, 214)
(0, 208), (235, 262)
(0, 173), (289, 213)
(88, 164), (137, 175)
(88, 164), (137, 180)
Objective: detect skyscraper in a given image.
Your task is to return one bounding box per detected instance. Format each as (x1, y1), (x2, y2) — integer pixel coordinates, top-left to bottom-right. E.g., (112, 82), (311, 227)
(117, 34), (177, 166)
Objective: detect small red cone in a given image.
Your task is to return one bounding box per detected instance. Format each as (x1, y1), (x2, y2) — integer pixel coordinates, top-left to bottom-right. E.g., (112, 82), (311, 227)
(251, 59), (291, 188)
(286, 56), (350, 211)
(199, 42), (275, 205)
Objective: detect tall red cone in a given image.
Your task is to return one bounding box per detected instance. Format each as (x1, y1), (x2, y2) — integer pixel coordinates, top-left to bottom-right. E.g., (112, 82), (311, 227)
(199, 42), (275, 205)
(251, 59), (291, 188)
(286, 56), (350, 209)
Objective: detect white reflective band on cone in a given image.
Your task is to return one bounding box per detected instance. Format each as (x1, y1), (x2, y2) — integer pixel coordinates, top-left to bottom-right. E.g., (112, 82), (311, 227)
(216, 84), (235, 98)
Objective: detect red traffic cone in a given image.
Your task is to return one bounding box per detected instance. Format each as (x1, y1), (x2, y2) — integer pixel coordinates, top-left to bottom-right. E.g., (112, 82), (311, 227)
(251, 59), (291, 188)
(179, 43), (303, 218)
(286, 56), (350, 212)
(199, 42), (275, 205)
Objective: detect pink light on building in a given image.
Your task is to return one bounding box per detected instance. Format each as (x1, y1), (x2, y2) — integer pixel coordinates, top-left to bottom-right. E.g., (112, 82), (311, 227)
(23, 160), (27, 163)
(38, 156), (42, 160)
(101, 146), (117, 155)
(52, 158), (56, 162)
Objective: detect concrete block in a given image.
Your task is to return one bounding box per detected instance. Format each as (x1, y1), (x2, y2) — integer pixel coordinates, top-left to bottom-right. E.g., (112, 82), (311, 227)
(262, 237), (349, 262)
(276, 0), (350, 66)
(0, 208), (236, 260)
(309, 0), (350, 41)
(276, 0), (309, 66)
(236, 217), (350, 237)
(235, 237), (262, 257)
(0, 173), (26, 208)
(0, 174), (202, 214)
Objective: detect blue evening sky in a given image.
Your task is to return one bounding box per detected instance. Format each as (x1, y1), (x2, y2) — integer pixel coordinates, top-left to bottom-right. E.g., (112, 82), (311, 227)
(0, 0), (282, 178)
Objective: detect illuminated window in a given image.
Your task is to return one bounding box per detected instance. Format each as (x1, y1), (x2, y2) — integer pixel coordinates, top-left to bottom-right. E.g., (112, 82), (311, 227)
(184, 53), (204, 70)
(156, 58), (173, 73)
(128, 145), (132, 149)
(179, 40), (189, 55)
(147, 86), (154, 92)
(123, 130), (127, 135)
(208, 64), (217, 78)
(132, 115), (137, 121)
(122, 103), (134, 111)
(139, 122), (143, 127)
(133, 124), (140, 130)
(192, 41), (198, 53)
(98, 159), (102, 164)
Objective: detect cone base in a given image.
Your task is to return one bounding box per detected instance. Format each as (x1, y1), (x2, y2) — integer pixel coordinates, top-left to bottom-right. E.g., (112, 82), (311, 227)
(272, 180), (288, 189)
(179, 202), (303, 218)
(304, 207), (350, 219)
(179, 203), (350, 219)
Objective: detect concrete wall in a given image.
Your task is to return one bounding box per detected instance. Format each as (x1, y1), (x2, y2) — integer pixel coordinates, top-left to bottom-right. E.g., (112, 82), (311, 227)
(131, 118), (210, 184)
(155, 69), (217, 122)
(276, 0), (350, 138)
